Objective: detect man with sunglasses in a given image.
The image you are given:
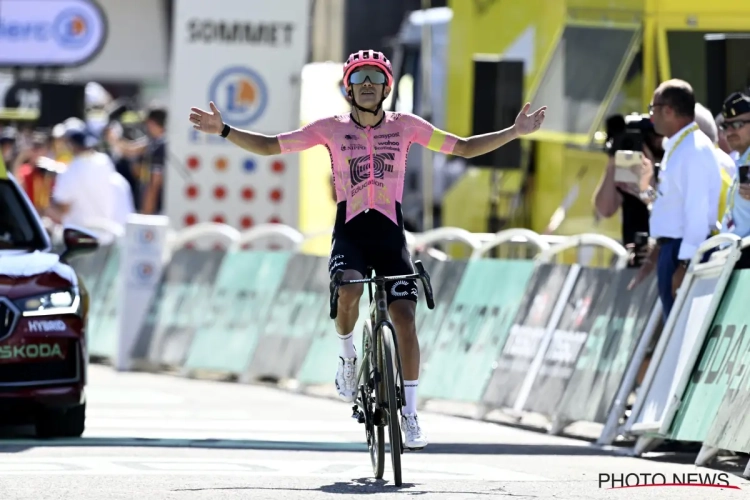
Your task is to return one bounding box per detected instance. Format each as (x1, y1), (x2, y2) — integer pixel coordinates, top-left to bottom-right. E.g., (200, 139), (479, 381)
(719, 92), (750, 268)
(189, 49), (546, 450)
(633, 79), (721, 319)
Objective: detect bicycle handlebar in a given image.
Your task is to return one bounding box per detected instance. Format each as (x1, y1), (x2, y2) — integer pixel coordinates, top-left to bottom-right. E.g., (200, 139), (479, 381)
(329, 260), (435, 319)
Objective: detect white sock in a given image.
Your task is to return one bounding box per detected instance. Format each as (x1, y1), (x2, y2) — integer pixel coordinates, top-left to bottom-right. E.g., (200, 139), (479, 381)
(404, 380), (418, 416)
(339, 331), (356, 359)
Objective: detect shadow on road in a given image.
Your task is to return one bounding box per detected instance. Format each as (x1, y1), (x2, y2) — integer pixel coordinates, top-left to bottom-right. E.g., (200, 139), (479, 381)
(174, 477), (521, 496)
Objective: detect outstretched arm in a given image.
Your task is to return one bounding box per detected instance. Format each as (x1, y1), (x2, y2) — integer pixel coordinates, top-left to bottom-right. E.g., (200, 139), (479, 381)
(189, 102), (280, 156)
(453, 103), (546, 158)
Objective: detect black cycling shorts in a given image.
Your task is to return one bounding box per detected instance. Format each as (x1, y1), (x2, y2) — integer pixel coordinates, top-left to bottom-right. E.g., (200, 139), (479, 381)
(328, 204), (418, 304)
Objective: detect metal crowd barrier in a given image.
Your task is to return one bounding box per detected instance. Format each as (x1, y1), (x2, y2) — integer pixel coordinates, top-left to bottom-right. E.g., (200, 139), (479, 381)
(65, 221), (750, 477)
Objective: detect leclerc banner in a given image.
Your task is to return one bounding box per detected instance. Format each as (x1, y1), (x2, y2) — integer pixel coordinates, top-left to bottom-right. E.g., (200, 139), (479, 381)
(555, 270), (658, 424)
(0, 0), (108, 67)
(674, 270), (750, 446)
(167, 0), (310, 234)
(481, 264), (571, 410)
(522, 268), (616, 416)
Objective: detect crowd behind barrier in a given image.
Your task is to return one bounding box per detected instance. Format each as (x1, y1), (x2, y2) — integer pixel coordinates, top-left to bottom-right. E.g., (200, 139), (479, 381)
(68, 220), (750, 476)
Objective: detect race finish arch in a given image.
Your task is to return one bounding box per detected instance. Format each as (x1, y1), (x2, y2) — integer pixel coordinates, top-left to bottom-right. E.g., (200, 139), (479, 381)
(167, 0), (310, 242)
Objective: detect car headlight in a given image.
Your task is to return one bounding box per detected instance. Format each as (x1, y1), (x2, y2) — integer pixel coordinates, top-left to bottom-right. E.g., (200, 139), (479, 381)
(14, 288), (81, 317)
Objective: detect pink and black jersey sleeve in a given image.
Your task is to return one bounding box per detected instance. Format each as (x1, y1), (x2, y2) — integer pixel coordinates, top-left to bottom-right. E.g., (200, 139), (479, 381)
(402, 113), (459, 154)
(276, 118), (330, 153)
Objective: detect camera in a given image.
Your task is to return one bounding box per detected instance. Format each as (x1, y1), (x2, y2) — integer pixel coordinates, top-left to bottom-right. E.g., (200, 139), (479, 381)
(607, 113), (658, 154)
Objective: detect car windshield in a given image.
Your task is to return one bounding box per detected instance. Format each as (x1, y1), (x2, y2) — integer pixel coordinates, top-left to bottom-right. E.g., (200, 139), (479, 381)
(0, 180), (48, 251)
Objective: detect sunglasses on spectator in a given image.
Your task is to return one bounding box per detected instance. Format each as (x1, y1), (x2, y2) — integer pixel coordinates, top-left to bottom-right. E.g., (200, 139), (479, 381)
(720, 119), (750, 131)
(349, 69), (387, 85)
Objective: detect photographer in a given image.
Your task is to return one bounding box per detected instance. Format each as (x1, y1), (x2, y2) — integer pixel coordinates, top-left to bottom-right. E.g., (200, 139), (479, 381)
(594, 113), (664, 267)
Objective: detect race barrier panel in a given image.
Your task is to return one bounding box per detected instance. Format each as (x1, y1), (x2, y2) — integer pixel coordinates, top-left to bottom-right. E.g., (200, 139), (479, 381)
(182, 250), (292, 375)
(625, 235), (742, 455)
(669, 269), (750, 459)
(419, 258), (536, 403)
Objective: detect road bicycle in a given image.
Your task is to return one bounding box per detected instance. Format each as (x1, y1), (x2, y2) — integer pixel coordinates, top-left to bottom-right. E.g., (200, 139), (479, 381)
(329, 261), (435, 486)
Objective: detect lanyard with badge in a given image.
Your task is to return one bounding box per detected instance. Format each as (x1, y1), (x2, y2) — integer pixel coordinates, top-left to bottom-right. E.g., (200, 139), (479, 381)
(645, 123), (699, 200)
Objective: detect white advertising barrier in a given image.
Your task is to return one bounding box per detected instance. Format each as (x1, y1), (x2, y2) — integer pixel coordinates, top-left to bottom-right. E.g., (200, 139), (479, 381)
(115, 215), (170, 371)
(167, 0), (310, 235)
(624, 234), (742, 455)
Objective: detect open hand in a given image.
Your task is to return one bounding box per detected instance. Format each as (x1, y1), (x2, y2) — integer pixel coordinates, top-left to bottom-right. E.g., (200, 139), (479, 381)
(189, 102), (224, 134)
(515, 102), (547, 136)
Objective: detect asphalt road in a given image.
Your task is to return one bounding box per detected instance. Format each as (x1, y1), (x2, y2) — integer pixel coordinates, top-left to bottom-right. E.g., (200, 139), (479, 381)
(0, 365), (747, 499)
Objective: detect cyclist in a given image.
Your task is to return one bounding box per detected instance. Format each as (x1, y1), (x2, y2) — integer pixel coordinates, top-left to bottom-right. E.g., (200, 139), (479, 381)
(189, 50), (546, 450)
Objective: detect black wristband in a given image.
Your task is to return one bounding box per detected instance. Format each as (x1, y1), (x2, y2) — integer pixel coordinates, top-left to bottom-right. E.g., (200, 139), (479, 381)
(220, 123), (231, 138)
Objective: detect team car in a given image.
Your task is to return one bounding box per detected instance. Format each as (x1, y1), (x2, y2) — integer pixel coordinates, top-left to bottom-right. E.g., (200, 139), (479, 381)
(0, 163), (98, 437)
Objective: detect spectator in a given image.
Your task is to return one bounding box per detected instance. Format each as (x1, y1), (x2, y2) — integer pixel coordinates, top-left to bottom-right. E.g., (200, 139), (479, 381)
(594, 114), (663, 267)
(116, 106), (168, 215)
(694, 102), (735, 225)
(47, 122), (120, 231)
(11, 132), (64, 212)
(1, 127), (17, 165)
(630, 80), (722, 318)
(716, 113), (739, 161)
(51, 123), (73, 164)
(103, 121), (140, 208)
(719, 92), (750, 267)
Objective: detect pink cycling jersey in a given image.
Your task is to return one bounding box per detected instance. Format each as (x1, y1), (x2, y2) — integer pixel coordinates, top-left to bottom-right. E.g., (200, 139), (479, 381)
(277, 112), (458, 226)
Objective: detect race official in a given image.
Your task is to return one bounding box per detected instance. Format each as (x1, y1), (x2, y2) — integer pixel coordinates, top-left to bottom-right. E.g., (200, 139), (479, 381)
(719, 92), (750, 268)
(646, 80), (722, 317)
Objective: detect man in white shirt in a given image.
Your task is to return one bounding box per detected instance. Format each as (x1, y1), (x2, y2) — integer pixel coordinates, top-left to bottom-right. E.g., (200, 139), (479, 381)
(633, 80), (721, 318)
(48, 123), (121, 232)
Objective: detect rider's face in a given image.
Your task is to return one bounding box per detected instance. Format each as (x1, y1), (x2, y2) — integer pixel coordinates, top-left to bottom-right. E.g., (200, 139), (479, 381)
(349, 65), (389, 108)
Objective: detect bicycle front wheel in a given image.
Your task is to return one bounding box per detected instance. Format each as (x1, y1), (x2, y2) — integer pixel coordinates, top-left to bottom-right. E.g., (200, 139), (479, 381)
(362, 320), (384, 479)
(380, 323), (402, 486)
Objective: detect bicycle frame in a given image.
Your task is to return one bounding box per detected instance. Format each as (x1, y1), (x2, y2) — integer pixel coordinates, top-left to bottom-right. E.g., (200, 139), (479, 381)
(329, 261), (435, 416)
(360, 273), (406, 411)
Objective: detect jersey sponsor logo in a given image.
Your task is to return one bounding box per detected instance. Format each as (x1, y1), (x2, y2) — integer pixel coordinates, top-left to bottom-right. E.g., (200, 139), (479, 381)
(349, 153), (395, 186)
(341, 144), (366, 152)
(391, 280), (418, 298)
(209, 66), (268, 127)
(188, 20), (295, 46)
(374, 132), (399, 139)
(377, 140), (399, 147)
(344, 134), (357, 140)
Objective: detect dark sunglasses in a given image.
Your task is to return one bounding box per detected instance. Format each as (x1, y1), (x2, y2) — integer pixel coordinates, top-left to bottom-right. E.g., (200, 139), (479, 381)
(349, 69), (387, 85)
(720, 119), (750, 131)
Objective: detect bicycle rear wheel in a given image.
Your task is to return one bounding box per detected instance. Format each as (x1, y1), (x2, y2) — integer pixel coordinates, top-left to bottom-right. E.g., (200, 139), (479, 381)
(381, 323), (403, 486)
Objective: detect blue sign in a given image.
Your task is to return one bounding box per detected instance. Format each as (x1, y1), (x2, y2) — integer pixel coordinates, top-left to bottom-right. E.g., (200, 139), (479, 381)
(208, 66), (268, 127)
(0, 0), (108, 67)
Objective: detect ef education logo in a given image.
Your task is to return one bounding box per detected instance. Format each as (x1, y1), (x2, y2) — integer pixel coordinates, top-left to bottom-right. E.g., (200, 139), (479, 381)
(0, 0), (107, 67)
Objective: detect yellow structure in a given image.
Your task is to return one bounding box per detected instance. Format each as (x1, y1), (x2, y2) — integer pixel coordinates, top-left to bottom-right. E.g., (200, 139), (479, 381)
(444, 0), (750, 246)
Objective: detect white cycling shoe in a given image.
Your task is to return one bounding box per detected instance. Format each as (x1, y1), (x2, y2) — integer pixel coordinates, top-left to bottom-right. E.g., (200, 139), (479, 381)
(335, 355), (358, 402)
(401, 413), (428, 450)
